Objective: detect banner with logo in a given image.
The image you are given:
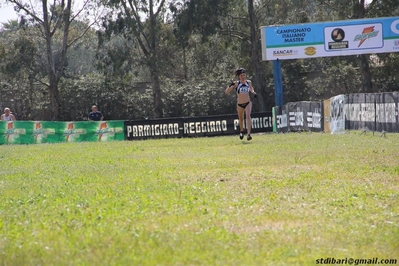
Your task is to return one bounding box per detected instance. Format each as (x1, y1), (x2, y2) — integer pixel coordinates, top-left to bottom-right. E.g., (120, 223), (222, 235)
(274, 106), (289, 132)
(2, 96), (397, 145)
(125, 112), (273, 140)
(0, 121), (125, 145)
(261, 16), (399, 60)
(0, 121), (33, 144)
(274, 102), (323, 133)
(61, 121), (125, 143)
(344, 92), (399, 133)
(375, 92), (399, 132)
(345, 93), (376, 131)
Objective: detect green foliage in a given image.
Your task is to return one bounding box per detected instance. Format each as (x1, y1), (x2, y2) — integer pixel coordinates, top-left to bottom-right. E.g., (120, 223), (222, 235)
(1, 133), (398, 264)
(279, 56), (362, 102)
(0, 0), (398, 120)
(0, 20), (19, 31)
(0, 28), (44, 119)
(58, 73), (153, 121)
(162, 78), (236, 117)
(367, 0), (399, 18)
(281, 60), (309, 102)
(95, 35), (135, 78)
(371, 53), (399, 92)
(171, 0), (231, 41)
(1, 37), (36, 74)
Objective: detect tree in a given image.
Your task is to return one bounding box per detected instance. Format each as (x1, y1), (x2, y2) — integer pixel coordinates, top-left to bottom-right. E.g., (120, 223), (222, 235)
(5, 0), (104, 120)
(172, 0), (273, 110)
(367, 0), (399, 92)
(0, 21), (43, 120)
(1, 20), (19, 31)
(248, 0), (267, 111)
(100, 0), (170, 118)
(314, 0), (373, 93)
(353, 0), (373, 93)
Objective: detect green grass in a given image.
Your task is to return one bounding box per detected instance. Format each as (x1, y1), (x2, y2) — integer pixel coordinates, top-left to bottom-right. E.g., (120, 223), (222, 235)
(1, 132), (398, 266)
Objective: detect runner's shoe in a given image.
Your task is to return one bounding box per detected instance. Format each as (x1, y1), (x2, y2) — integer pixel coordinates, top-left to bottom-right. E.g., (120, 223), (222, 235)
(239, 131), (244, 140)
(247, 134), (252, 141)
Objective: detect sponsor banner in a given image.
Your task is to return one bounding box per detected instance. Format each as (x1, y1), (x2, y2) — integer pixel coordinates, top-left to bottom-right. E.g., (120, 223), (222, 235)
(2, 95), (397, 145)
(329, 95), (345, 134)
(234, 112), (273, 135)
(275, 102), (323, 133)
(0, 121), (32, 144)
(274, 106), (289, 132)
(125, 112), (273, 140)
(287, 102), (323, 132)
(345, 92), (399, 132)
(182, 115), (231, 137)
(0, 121), (125, 145)
(306, 101), (323, 132)
(374, 92), (399, 132)
(62, 121), (125, 143)
(35, 121), (66, 143)
(261, 16), (399, 60)
(345, 94), (376, 131)
(287, 102), (305, 131)
(125, 118), (183, 140)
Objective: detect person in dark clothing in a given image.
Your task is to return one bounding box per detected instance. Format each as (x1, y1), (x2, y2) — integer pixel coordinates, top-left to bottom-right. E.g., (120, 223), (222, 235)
(88, 105), (104, 121)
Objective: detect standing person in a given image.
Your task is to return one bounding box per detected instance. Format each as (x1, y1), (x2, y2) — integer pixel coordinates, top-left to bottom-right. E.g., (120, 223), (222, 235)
(88, 105), (104, 121)
(1, 107), (16, 121)
(225, 68), (257, 141)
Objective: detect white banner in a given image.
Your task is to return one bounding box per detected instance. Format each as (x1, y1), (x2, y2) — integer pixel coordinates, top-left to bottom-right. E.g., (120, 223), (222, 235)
(261, 17), (399, 60)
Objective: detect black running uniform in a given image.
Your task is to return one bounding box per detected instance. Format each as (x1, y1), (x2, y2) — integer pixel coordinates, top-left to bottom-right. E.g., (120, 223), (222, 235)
(236, 81), (250, 109)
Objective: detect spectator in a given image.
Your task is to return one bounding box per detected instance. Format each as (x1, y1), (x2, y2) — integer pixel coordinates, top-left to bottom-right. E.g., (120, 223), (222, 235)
(88, 105), (104, 121)
(1, 107), (16, 121)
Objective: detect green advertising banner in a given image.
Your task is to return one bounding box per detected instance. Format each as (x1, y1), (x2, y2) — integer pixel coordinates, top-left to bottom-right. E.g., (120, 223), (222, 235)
(0, 121), (125, 145)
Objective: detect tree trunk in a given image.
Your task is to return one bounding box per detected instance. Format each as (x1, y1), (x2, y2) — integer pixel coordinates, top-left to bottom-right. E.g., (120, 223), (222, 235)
(42, 0), (58, 120)
(151, 66), (163, 118)
(28, 74), (34, 120)
(353, 0), (373, 93)
(49, 82), (60, 120)
(183, 47), (188, 80)
(40, 0), (71, 120)
(248, 0), (267, 111)
(358, 54), (373, 93)
(149, 0), (163, 118)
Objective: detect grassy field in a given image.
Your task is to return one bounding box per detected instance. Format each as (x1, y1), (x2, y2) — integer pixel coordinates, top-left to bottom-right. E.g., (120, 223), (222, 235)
(0, 132), (398, 266)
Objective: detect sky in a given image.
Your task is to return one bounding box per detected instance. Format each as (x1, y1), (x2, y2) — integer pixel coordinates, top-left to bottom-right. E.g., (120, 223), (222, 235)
(0, 1), (88, 28)
(0, 2), (18, 26)
(0, 0), (374, 28)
